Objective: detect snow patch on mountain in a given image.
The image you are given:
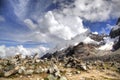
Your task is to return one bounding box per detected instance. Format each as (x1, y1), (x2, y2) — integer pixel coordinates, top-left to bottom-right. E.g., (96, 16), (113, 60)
(112, 25), (120, 31)
(98, 37), (114, 50)
(83, 37), (99, 44)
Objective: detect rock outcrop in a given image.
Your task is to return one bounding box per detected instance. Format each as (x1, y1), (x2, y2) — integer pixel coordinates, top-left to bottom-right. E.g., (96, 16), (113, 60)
(110, 17), (120, 50)
(89, 33), (108, 42)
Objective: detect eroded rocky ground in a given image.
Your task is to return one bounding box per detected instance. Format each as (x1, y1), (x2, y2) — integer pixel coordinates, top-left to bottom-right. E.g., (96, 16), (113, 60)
(0, 42), (120, 80)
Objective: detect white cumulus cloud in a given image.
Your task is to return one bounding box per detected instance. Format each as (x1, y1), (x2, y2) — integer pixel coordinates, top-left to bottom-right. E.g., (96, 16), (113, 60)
(5, 0), (120, 57)
(60, 0), (120, 22)
(24, 19), (37, 30)
(0, 45), (49, 58)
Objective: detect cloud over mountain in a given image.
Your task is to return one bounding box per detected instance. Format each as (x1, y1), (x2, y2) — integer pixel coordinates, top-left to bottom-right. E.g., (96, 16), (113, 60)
(10, 0), (120, 47)
(0, 45), (49, 58)
(0, 0), (120, 57)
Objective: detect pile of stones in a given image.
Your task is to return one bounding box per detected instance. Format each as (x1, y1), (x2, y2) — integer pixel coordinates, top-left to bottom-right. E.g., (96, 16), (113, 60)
(0, 53), (64, 80)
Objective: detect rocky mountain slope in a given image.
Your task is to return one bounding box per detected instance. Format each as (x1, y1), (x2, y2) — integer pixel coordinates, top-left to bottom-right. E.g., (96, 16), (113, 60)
(41, 33), (107, 60)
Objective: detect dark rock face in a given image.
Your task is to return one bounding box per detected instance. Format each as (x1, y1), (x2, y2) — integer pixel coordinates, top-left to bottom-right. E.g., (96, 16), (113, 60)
(116, 17), (120, 25)
(110, 18), (120, 50)
(109, 27), (120, 38)
(110, 17), (120, 38)
(113, 37), (120, 50)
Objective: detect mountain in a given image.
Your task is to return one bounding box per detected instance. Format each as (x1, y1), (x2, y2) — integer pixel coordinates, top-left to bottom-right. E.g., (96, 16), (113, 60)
(41, 33), (107, 60)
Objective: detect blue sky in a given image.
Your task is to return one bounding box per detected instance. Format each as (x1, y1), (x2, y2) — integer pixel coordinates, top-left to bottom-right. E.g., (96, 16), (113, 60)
(83, 18), (117, 34)
(0, 0), (119, 47)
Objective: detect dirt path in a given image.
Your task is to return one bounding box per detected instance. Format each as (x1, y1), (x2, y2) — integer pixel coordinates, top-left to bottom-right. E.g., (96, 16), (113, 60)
(66, 69), (120, 80)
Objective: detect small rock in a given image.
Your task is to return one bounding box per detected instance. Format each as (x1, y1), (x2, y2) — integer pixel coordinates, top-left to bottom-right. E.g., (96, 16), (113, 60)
(76, 71), (80, 74)
(77, 63), (87, 71)
(65, 64), (72, 68)
(34, 67), (43, 74)
(60, 76), (67, 80)
(48, 64), (61, 77)
(18, 68), (24, 74)
(4, 69), (17, 77)
(81, 65), (87, 71)
(48, 64), (59, 74)
(43, 68), (48, 73)
(24, 69), (34, 75)
(18, 66), (26, 74)
(54, 70), (61, 77)
(46, 74), (57, 80)
(36, 59), (40, 63)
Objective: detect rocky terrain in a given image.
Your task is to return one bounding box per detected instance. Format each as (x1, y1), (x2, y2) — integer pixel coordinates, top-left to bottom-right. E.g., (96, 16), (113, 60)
(0, 18), (120, 80)
(0, 41), (120, 80)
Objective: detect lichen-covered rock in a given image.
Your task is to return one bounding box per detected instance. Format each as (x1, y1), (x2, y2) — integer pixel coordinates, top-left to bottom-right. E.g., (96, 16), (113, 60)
(4, 66), (19, 77)
(18, 66), (26, 74)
